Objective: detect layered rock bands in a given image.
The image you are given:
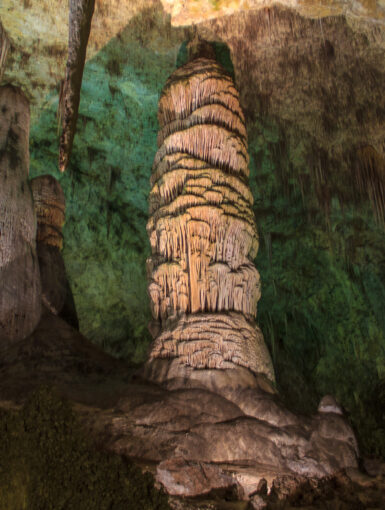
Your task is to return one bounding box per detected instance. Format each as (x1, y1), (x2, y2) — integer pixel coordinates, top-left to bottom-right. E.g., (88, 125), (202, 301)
(30, 175), (79, 329)
(146, 55), (275, 383)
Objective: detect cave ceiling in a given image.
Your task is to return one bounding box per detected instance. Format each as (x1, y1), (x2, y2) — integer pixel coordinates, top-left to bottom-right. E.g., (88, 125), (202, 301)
(1, 0), (384, 218)
(1, 0), (385, 120)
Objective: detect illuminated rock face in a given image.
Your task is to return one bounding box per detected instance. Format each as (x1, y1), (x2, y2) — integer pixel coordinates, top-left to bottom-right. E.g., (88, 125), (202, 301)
(146, 55), (275, 383)
(0, 86), (41, 343)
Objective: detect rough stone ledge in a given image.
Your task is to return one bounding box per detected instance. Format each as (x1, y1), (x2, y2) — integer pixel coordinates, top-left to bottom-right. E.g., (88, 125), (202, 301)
(0, 312), (365, 505)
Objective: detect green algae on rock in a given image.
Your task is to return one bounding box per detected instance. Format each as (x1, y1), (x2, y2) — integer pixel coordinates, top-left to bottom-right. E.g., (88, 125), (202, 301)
(0, 386), (170, 510)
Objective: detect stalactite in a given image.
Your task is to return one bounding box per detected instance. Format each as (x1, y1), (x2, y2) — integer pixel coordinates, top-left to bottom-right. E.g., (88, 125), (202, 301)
(355, 145), (385, 225)
(30, 175), (79, 328)
(59, 0), (95, 172)
(0, 86), (41, 344)
(145, 46), (275, 383)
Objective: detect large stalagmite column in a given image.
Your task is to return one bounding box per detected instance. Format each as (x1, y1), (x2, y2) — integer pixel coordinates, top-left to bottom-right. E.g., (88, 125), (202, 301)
(0, 86), (41, 344)
(144, 43), (275, 387)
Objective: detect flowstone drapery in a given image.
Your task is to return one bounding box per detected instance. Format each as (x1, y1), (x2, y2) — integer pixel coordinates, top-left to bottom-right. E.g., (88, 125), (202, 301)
(144, 46), (275, 385)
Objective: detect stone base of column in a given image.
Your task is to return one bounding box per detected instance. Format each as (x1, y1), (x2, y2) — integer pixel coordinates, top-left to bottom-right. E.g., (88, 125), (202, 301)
(143, 312), (275, 391)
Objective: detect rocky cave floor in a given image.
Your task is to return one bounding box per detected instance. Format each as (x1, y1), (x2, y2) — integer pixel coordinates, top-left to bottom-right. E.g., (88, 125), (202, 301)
(0, 312), (384, 510)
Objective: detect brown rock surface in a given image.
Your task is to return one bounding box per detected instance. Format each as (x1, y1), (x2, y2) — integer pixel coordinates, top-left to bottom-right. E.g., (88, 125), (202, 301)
(30, 174), (65, 249)
(59, 0), (95, 172)
(1, 1), (384, 122)
(0, 314), (366, 503)
(198, 7), (385, 223)
(31, 175), (78, 328)
(0, 21), (10, 83)
(30, 175), (79, 328)
(0, 85), (41, 344)
(157, 457), (235, 498)
(145, 51), (274, 384)
(0, 312), (130, 406)
(135, 52), (362, 499)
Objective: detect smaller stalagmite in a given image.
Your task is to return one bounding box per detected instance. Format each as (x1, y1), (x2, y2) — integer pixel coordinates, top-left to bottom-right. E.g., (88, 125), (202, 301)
(0, 21), (10, 83)
(0, 86), (41, 344)
(145, 41), (275, 386)
(30, 175), (78, 328)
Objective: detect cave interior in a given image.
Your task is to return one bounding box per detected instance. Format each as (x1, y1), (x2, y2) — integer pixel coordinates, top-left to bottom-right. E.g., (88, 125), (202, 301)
(0, 1), (384, 508)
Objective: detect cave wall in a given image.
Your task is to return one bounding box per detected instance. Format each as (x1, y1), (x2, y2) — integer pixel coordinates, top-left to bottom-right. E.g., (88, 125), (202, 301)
(5, 4), (384, 455)
(29, 7), (187, 361)
(200, 7), (385, 454)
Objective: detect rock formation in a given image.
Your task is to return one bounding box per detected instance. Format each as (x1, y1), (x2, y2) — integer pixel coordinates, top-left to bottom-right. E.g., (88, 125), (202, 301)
(59, 0), (95, 172)
(0, 311), (365, 506)
(30, 175), (79, 329)
(31, 175), (66, 251)
(0, 85), (41, 344)
(0, 21), (10, 83)
(135, 42), (362, 499)
(145, 43), (275, 386)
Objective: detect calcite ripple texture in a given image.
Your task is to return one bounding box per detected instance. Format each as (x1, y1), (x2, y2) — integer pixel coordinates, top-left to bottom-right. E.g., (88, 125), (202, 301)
(0, 86), (41, 343)
(147, 57), (275, 381)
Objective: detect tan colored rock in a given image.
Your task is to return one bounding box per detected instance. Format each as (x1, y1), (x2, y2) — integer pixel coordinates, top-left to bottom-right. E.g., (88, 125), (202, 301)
(145, 51), (274, 383)
(0, 0), (157, 120)
(317, 394), (343, 415)
(0, 311), (360, 502)
(157, 457), (235, 497)
(160, 0), (385, 27)
(30, 175), (78, 328)
(30, 174), (65, 250)
(148, 313), (272, 377)
(0, 85), (41, 344)
(0, 21), (10, 83)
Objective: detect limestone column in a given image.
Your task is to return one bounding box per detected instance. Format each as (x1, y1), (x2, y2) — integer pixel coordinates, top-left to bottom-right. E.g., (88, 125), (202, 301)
(144, 43), (275, 386)
(0, 86), (41, 343)
(0, 22), (10, 83)
(30, 175), (79, 329)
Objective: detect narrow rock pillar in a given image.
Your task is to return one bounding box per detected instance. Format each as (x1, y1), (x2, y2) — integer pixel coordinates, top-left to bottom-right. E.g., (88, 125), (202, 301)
(0, 22), (10, 83)
(30, 175), (79, 329)
(144, 45), (275, 387)
(0, 86), (41, 343)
